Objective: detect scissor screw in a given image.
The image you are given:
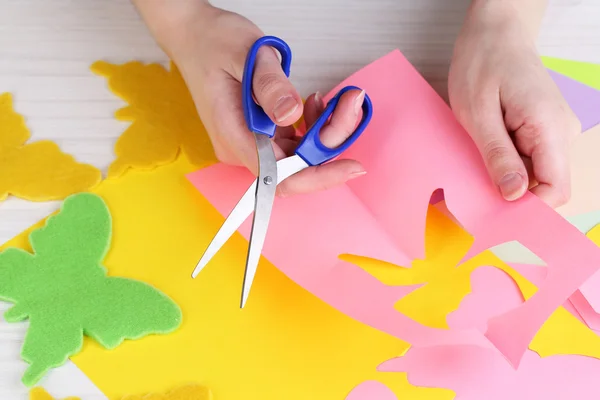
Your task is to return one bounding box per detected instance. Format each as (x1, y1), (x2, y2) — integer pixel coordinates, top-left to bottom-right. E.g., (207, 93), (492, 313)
(263, 176), (273, 185)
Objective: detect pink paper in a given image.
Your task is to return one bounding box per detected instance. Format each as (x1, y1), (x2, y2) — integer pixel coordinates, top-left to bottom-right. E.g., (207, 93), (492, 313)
(378, 266), (600, 399)
(188, 50), (600, 367)
(345, 381), (397, 400)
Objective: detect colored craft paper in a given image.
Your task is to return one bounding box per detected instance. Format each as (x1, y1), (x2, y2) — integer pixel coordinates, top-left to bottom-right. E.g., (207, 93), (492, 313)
(345, 381), (397, 400)
(29, 387), (79, 400)
(573, 225), (600, 319)
(189, 49), (600, 367)
(548, 70), (600, 132)
(378, 266), (600, 400)
(0, 157), (455, 400)
(121, 384), (212, 400)
(0, 193), (182, 386)
(0, 93), (101, 202)
(543, 56), (600, 90)
(91, 61), (216, 178)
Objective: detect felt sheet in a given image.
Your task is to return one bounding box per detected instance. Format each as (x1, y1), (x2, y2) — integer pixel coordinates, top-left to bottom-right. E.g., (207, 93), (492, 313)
(543, 56), (600, 90)
(0, 93), (101, 201)
(378, 266), (600, 400)
(91, 61), (216, 178)
(0, 156), (453, 400)
(0, 193), (182, 386)
(29, 387), (79, 400)
(121, 384), (212, 400)
(548, 70), (600, 131)
(189, 49), (600, 367)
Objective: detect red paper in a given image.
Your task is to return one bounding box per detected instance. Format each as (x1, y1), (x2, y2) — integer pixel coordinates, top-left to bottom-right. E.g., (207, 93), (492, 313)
(187, 50), (600, 367)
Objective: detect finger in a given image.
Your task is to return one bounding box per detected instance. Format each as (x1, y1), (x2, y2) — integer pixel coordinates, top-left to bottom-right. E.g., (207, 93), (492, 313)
(252, 46), (303, 126)
(464, 100), (528, 201)
(529, 139), (571, 208)
(275, 125), (296, 140)
(276, 159), (366, 197)
(274, 137), (299, 157)
(303, 91), (325, 128)
(319, 89), (365, 148)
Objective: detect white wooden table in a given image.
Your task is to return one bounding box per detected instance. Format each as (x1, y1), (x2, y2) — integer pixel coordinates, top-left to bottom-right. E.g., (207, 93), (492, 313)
(1, 0), (599, 398)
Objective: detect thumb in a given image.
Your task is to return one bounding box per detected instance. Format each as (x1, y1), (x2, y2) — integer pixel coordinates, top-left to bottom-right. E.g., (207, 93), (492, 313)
(251, 46), (303, 126)
(465, 105), (528, 201)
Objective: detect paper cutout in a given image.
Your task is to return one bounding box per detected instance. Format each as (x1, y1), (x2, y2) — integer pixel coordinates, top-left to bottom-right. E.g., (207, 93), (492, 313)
(29, 387), (79, 400)
(0, 93), (101, 201)
(91, 61), (217, 178)
(548, 70), (600, 132)
(121, 384), (212, 400)
(573, 224), (600, 319)
(345, 381), (398, 400)
(378, 266), (600, 400)
(0, 192), (182, 386)
(543, 56), (600, 90)
(189, 50), (600, 367)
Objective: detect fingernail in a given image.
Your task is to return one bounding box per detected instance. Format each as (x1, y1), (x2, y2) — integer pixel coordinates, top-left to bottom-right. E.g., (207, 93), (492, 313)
(499, 172), (525, 200)
(349, 170), (367, 180)
(314, 91), (324, 111)
(274, 96), (299, 123)
(354, 90), (366, 115)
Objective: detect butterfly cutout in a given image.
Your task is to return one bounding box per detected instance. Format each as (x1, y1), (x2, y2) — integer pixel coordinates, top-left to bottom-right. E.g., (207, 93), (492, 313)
(91, 61), (217, 178)
(0, 192), (182, 386)
(0, 93), (101, 201)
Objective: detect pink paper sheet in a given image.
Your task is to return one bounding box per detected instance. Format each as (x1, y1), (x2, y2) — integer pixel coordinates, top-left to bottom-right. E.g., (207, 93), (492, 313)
(378, 266), (600, 400)
(345, 381), (397, 400)
(187, 50), (600, 367)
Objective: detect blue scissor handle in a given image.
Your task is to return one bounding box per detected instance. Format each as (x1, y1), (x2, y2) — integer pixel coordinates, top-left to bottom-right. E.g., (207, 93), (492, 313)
(295, 86), (373, 166)
(242, 36), (292, 138)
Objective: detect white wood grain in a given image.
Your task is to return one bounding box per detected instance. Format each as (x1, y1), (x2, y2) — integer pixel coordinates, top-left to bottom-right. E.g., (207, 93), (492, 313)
(0, 0), (599, 398)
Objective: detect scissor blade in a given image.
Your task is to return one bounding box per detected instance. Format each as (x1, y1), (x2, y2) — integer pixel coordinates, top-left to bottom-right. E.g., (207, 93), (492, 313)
(191, 179), (258, 278)
(241, 134), (278, 308)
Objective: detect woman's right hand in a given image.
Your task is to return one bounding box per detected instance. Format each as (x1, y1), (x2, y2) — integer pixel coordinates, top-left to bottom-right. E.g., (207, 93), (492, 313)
(133, 0), (367, 196)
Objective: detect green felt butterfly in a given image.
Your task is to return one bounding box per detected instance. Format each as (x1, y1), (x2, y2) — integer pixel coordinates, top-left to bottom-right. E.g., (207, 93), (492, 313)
(0, 192), (182, 386)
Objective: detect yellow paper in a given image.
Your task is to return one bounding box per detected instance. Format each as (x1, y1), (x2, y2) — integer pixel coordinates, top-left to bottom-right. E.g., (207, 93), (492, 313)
(91, 61), (216, 178)
(121, 384), (211, 400)
(0, 93), (101, 201)
(0, 156), (452, 400)
(29, 387), (79, 400)
(543, 56), (600, 90)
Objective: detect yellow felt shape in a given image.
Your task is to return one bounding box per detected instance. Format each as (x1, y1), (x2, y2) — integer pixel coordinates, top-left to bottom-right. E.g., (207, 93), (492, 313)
(29, 387), (79, 400)
(91, 61), (216, 178)
(3, 156), (454, 400)
(343, 205), (600, 360)
(0, 93), (101, 201)
(121, 384), (211, 400)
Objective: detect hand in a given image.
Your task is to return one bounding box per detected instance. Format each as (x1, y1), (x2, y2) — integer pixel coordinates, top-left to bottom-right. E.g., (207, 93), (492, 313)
(449, 2), (580, 208)
(132, 1), (366, 197)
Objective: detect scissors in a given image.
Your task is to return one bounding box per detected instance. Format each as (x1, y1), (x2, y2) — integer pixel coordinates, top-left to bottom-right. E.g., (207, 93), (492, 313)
(191, 36), (373, 308)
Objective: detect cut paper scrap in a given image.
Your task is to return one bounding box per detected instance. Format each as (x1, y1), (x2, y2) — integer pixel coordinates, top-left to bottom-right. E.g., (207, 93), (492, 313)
(0, 192), (182, 386)
(571, 224), (600, 323)
(121, 384), (212, 400)
(0, 156), (453, 400)
(345, 381), (397, 400)
(0, 93), (101, 202)
(548, 70), (600, 131)
(190, 49), (600, 367)
(543, 56), (600, 90)
(29, 387), (79, 400)
(378, 266), (600, 400)
(91, 61), (217, 178)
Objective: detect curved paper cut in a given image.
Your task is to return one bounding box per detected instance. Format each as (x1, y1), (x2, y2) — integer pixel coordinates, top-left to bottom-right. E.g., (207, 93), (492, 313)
(543, 56), (600, 90)
(548, 70), (600, 132)
(345, 381), (398, 400)
(0, 193), (182, 386)
(29, 387), (79, 400)
(378, 266), (600, 400)
(189, 50), (600, 367)
(121, 384), (212, 400)
(91, 61), (217, 178)
(0, 93), (101, 201)
(570, 225), (600, 329)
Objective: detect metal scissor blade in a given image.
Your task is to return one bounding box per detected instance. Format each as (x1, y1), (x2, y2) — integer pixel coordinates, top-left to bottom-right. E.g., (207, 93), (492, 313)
(191, 179), (258, 278)
(241, 134), (277, 308)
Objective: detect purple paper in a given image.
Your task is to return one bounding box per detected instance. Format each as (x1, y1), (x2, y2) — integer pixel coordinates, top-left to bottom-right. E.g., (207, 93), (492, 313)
(549, 69), (600, 132)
